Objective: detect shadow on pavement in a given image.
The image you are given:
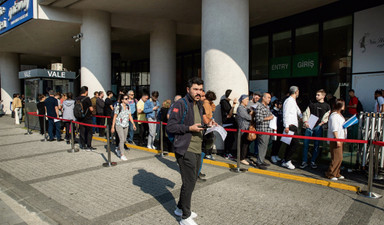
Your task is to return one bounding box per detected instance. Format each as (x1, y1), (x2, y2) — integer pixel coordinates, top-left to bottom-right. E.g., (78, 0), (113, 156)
(133, 169), (178, 218)
(155, 154), (180, 172)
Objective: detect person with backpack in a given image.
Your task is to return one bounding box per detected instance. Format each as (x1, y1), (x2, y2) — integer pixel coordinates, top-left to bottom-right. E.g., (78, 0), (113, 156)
(75, 86), (95, 150)
(111, 94), (136, 161)
(127, 90), (138, 144)
(63, 92), (76, 144)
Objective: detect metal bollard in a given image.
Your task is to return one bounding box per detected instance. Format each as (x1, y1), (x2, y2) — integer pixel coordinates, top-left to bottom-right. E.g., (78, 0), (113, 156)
(41, 115), (48, 142)
(103, 124), (117, 167)
(230, 129), (247, 173)
(159, 121), (168, 157)
(360, 132), (382, 199)
(24, 111), (32, 135)
(68, 121), (79, 153)
(362, 113), (371, 168)
(374, 114), (383, 180)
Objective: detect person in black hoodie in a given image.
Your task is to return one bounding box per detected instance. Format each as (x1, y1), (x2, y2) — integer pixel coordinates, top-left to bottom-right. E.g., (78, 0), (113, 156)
(270, 99), (283, 164)
(36, 94), (47, 135)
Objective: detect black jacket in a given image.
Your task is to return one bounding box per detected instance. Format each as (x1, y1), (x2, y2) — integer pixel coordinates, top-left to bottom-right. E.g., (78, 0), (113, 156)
(166, 94), (205, 155)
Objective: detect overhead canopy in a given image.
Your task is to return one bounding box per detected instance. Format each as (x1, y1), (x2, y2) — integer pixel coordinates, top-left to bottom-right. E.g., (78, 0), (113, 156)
(19, 68), (76, 79)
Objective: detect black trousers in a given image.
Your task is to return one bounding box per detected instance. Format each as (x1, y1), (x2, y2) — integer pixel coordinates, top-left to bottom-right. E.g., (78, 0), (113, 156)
(224, 126), (236, 155)
(38, 116), (47, 135)
(80, 119), (93, 148)
(176, 152), (201, 219)
(139, 123), (149, 146)
(240, 133), (252, 161)
(64, 122), (71, 140)
(97, 113), (105, 137)
(284, 125), (299, 161)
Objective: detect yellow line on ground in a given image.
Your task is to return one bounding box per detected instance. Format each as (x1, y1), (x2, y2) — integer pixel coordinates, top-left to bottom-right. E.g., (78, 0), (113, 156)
(92, 136), (360, 193)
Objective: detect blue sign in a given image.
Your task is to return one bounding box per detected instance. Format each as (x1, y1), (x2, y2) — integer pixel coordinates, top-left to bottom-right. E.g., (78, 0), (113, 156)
(0, 0), (33, 35)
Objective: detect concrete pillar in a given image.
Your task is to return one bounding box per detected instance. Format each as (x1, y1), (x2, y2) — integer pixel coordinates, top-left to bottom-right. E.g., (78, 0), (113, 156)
(150, 19), (176, 103)
(202, 0), (249, 105)
(0, 53), (20, 114)
(81, 10), (111, 97)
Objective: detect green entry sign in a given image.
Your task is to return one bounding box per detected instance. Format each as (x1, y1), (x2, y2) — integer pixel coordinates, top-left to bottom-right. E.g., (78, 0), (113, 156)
(292, 52), (318, 77)
(269, 56), (291, 78)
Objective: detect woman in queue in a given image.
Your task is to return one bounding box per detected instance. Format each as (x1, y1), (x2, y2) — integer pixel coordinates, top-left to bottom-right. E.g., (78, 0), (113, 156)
(236, 94), (254, 165)
(325, 99), (346, 181)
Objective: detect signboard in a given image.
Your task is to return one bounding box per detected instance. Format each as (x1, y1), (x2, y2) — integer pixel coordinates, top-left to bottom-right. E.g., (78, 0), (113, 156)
(19, 69), (76, 80)
(0, 0), (33, 35)
(269, 56), (291, 78)
(292, 52), (318, 77)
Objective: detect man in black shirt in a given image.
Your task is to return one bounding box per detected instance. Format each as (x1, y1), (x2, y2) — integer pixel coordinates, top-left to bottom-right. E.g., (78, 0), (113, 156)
(96, 91), (105, 137)
(300, 89), (331, 169)
(45, 90), (62, 141)
(220, 89), (238, 159)
(76, 86), (95, 150)
(104, 91), (114, 138)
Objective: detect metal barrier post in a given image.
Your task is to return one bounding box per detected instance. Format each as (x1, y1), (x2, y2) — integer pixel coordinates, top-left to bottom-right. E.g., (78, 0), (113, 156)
(41, 115), (48, 142)
(362, 113), (371, 168)
(356, 112), (365, 167)
(103, 124), (117, 167)
(68, 121), (79, 153)
(24, 111), (32, 135)
(230, 129), (247, 173)
(374, 114), (383, 180)
(159, 121), (168, 157)
(360, 132), (382, 199)
(380, 113), (384, 168)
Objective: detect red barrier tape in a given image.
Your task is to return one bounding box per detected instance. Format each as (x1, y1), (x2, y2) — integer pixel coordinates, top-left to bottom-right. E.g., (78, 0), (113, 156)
(27, 112), (44, 117)
(28, 112), (106, 128)
(46, 115), (72, 122)
(373, 141), (384, 147)
(241, 129), (367, 144)
(133, 120), (160, 125)
(93, 115), (111, 119)
(72, 120), (107, 129)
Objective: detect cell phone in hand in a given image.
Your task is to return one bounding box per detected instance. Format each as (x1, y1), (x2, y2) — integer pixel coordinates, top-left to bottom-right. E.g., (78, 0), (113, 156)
(198, 124), (211, 129)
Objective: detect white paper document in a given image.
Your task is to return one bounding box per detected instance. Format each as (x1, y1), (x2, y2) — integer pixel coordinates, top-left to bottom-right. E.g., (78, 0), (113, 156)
(269, 115), (277, 130)
(307, 114), (319, 130)
(281, 131), (294, 145)
(205, 125), (227, 141)
(54, 119), (60, 123)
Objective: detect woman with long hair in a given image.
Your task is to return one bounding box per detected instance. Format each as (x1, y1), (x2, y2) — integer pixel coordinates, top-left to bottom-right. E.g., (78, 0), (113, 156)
(326, 99), (347, 180)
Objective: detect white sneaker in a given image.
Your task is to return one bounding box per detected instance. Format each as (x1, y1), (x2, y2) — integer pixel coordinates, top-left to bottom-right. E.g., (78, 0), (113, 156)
(174, 207), (197, 218)
(121, 155), (127, 161)
(180, 215), (198, 225)
(338, 175), (345, 179)
(152, 145), (156, 150)
(270, 156), (278, 164)
(147, 145), (152, 149)
(282, 160), (295, 170)
(330, 177), (338, 181)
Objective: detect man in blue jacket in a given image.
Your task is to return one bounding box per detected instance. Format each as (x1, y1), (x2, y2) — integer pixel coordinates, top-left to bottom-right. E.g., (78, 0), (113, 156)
(166, 77), (206, 225)
(144, 91), (160, 149)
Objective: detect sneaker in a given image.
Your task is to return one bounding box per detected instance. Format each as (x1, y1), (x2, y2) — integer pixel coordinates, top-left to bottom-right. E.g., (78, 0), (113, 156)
(310, 162), (318, 169)
(88, 147), (97, 151)
(330, 177), (338, 181)
(240, 160), (250, 165)
(152, 145), (157, 150)
(300, 162), (308, 169)
(338, 175), (345, 179)
(147, 145), (152, 149)
(174, 207), (197, 218)
(270, 156), (278, 164)
(225, 153), (235, 159)
(261, 162), (270, 167)
(275, 156), (282, 161)
(116, 150), (121, 158)
(121, 155), (127, 161)
(256, 163), (267, 170)
(282, 160), (295, 170)
(180, 216), (198, 225)
(197, 176), (206, 182)
(199, 173), (206, 178)
(205, 155), (215, 160)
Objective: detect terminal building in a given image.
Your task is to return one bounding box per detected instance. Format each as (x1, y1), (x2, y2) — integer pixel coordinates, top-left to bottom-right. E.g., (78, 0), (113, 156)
(0, 0), (383, 115)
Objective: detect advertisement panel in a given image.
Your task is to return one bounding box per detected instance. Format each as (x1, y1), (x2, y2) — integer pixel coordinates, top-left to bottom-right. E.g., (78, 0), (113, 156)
(0, 0), (33, 35)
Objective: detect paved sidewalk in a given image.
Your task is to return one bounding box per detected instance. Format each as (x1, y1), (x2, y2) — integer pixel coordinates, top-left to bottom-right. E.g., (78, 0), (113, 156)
(0, 115), (383, 225)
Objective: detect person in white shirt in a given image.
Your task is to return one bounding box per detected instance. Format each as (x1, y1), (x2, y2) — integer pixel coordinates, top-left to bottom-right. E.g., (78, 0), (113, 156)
(326, 99), (346, 181)
(374, 90), (384, 113)
(282, 86), (302, 170)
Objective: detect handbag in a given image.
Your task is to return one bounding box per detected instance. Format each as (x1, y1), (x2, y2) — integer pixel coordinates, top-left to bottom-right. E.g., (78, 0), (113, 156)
(11, 111), (15, 118)
(247, 123), (257, 141)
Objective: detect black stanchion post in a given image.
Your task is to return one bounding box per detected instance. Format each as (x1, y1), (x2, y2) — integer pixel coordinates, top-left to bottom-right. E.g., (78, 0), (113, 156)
(24, 111), (32, 135)
(160, 121), (167, 157)
(68, 121), (79, 153)
(230, 129), (247, 173)
(41, 115), (48, 142)
(103, 124), (117, 167)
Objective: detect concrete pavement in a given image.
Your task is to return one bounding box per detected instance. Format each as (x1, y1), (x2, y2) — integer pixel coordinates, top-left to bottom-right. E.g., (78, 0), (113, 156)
(0, 115), (383, 225)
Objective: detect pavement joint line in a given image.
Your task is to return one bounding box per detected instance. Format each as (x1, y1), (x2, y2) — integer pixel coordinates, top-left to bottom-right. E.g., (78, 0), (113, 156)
(92, 136), (362, 193)
(0, 149), (69, 163)
(0, 139), (44, 147)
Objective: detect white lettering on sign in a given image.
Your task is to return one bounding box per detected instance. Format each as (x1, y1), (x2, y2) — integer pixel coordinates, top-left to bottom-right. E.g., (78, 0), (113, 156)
(48, 71), (66, 78)
(0, 20), (6, 30)
(297, 60), (314, 69)
(24, 71), (31, 77)
(8, 0), (29, 21)
(271, 64), (289, 71)
(0, 7), (5, 17)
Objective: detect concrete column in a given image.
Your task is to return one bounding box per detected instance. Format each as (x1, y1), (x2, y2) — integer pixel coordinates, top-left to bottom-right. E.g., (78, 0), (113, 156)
(150, 19), (176, 103)
(81, 10), (111, 97)
(202, 0), (249, 105)
(0, 53), (20, 114)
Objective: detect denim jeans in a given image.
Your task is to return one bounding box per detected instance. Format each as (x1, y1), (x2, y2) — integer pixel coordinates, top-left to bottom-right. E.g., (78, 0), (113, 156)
(48, 119), (61, 140)
(302, 125), (323, 163)
(92, 116), (99, 133)
(127, 120), (134, 142)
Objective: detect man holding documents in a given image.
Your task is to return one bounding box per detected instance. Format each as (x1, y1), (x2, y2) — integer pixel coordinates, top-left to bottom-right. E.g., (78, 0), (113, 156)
(282, 86), (302, 170)
(254, 93), (274, 170)
(300, 89), (331, 169)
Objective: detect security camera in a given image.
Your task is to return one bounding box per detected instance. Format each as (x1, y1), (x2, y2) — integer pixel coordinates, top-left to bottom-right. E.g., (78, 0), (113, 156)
(72, 33), (83, 41)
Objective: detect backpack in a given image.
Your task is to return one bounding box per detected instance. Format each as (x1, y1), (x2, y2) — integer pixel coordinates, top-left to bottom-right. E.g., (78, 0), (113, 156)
(167, 98), (188, 143)
(74, 97), (89, 119)
(357, 99), (364, 113)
